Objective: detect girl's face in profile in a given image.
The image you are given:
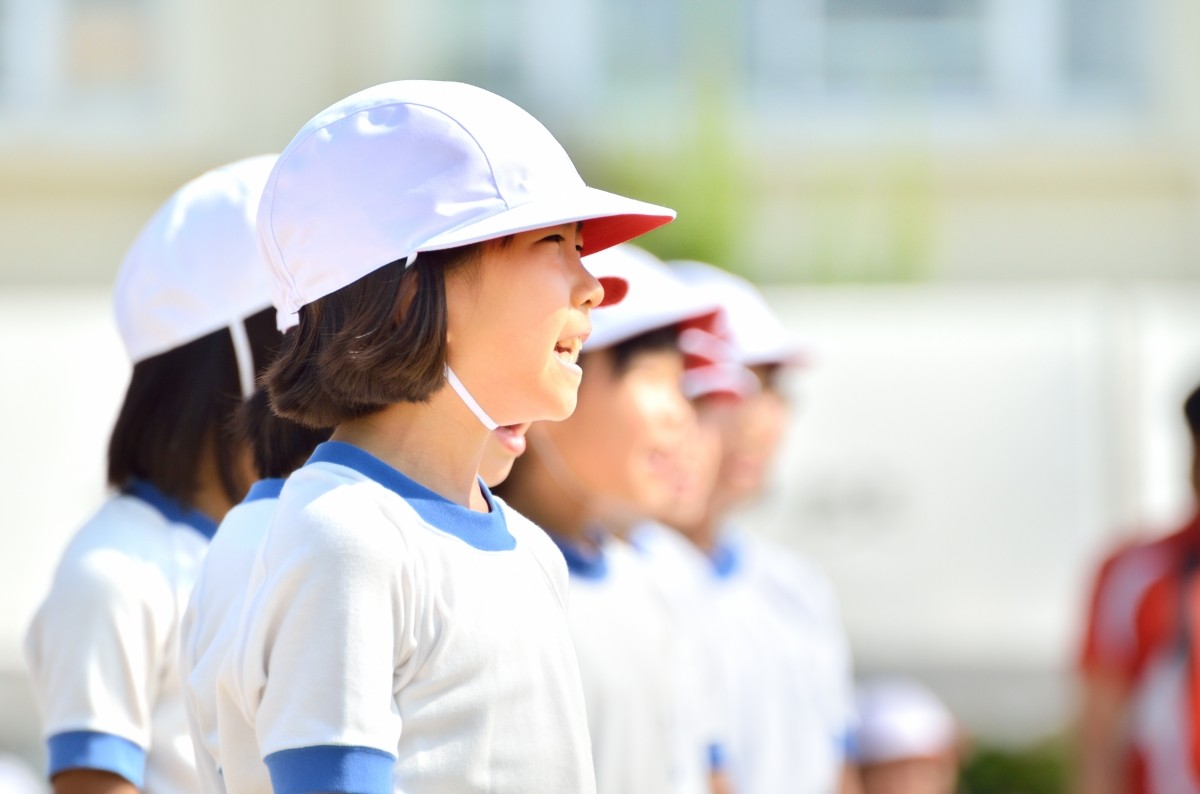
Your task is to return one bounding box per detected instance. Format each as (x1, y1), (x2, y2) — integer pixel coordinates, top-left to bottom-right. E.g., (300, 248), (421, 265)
(444, 223), (605, 426)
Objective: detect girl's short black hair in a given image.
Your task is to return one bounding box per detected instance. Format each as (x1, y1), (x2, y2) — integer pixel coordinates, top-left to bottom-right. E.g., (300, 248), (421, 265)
(107, 306), (280, 508)
(238, 385), (331, 479)
(265, 245), (481, 429)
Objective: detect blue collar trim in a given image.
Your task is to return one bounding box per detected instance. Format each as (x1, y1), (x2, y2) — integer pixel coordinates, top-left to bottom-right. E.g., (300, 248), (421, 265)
(711, 539), (740, 579)
(305, 441), (515, 552)
(244, 478), (286, 504)
(550, 533), (609, 580)
(124, 479), (218, 541)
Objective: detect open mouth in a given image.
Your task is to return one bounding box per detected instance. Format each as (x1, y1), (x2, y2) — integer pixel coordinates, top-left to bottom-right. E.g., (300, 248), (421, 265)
(554, 336), (585, 369)
(493, 423), (530, 456)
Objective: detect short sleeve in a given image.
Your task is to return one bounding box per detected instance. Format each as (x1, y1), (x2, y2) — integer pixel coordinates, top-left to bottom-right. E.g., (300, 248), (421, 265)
(1079, 545), (1142, 682)
(25, 547), (170, 784)
(228, 492), (410, 793)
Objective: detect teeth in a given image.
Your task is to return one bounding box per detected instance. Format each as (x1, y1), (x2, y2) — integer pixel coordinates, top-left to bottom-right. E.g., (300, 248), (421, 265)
(556, 338), (582, 365)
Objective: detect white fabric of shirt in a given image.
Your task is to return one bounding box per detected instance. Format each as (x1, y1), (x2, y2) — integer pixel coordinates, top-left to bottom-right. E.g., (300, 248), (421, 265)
(219, 447), (596, 794)
(707, 531), (857, 794)
(25, 492), (208, 794)
(181, 484), (282, 794)
(629, 522), (730, 794)
(559, 537), (681, 794)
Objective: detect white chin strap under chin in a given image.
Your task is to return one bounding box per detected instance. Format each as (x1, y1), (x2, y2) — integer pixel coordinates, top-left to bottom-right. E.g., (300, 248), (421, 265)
(229, 318), (255, 399)
(445, 365), (499, 430)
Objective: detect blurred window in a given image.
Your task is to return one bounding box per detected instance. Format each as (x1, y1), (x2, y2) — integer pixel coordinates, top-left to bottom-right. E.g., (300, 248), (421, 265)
(1063, 0), (1143, 103)
(0, 0), (161, 113)
(746, 0), (1145, 111)
(820, 0), (987, 97)
(434, 0), (1145, 126)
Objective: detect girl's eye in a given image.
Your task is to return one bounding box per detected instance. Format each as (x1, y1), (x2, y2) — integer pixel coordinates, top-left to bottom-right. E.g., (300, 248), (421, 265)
(541, 234), (565, 244)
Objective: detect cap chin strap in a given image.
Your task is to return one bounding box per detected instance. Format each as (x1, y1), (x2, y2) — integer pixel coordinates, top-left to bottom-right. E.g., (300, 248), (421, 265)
(229, 318), (256, 399)
(445, 365), (499, 430)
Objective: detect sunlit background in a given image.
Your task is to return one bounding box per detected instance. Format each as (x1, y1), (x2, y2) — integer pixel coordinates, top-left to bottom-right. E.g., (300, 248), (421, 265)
(2, 0), (1200, 786)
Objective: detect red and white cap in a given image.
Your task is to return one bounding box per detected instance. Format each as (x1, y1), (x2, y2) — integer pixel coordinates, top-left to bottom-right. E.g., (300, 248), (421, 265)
(581, 245), (721, 353)
(677, 321), (759, 401)
(669, 260), (803, 368)
(259, 81), (673, 329)
(113, 155), (277, 395)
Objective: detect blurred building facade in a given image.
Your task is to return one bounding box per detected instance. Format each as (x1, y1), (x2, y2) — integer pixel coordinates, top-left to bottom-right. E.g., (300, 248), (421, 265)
(1, 0), (1198, 286)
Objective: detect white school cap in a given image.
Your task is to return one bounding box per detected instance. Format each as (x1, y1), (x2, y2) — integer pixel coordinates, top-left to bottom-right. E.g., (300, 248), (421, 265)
(582, 244), (721, 352)
(669, 260), (803, 368)
(113, 155), (277, 377)
(259, 80), (675, 329)
(854, 678), (958, 764)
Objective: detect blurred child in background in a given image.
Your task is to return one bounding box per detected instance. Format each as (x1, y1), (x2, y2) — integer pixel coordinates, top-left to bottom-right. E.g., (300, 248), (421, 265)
(1075, 383), (1200, 794)
(496, 244), (728, 794)
(668, 260), (860, 794)
(855, 678), (960, 794)
(24, 156), (279, 794)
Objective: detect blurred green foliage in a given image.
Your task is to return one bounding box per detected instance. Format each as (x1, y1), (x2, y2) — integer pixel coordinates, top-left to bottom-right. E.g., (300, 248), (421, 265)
(588, 83), (749, 274)
(584, 87), (938, 284)
(959, 736), (1069, 794)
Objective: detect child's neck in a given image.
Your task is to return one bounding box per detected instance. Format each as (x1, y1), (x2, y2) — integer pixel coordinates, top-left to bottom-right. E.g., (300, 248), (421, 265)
(505, 449), (593, 545)
(332, 388), (491, 512)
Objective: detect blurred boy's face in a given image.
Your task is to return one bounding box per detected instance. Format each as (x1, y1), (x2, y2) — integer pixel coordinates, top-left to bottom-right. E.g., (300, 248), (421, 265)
(860, 757), (958, 794)
(532, 346), (694, 521)
(712, 363), (789, 507)
(660, 395), (734, 530)
(480, 424), (531, 488)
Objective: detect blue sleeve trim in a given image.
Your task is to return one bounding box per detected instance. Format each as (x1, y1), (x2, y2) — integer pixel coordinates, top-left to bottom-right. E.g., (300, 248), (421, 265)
(707, 741), (727, 772)
(841, 729), (860, 762)
(265, 745), (396, 794)
(47, 731), (146, 786)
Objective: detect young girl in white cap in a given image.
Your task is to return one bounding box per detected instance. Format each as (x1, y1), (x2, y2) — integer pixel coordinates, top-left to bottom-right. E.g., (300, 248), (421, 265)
(24, 156), (280, 794)
(215, 81), (673, 794)
(182, 405), (537, 794)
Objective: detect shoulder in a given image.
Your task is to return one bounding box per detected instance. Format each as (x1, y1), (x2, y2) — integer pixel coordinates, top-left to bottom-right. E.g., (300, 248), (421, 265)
(45, 495), (185, 605)
(206, 498), (278, 563)
(1093, 534), (1176, 603)
(495, 497), (561, 560)
(493, 497), (570, 603)
(739, 532), (842, 616)
(266, 465), (416, 562)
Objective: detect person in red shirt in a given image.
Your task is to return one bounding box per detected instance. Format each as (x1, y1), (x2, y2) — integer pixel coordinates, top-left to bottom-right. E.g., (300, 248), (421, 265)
(1076, 383), (1200, 794)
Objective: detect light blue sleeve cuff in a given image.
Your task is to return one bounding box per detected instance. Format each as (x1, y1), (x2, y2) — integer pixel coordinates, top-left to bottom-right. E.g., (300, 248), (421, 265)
(708, 741), (727, 772)
(265, 745), (396, 794)
(841, 728), (860, 763)
(47, 730), (146, 786)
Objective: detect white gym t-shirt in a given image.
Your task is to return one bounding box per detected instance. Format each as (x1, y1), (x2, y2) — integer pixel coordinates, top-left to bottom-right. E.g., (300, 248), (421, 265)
(629, 521), (730, 793)
(181, 478), (285, 794)
(708, 531), (857, 794)
(25, 480), (216, 794)
(220, 441), (595, 794)
(553, 532), (690, 794)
